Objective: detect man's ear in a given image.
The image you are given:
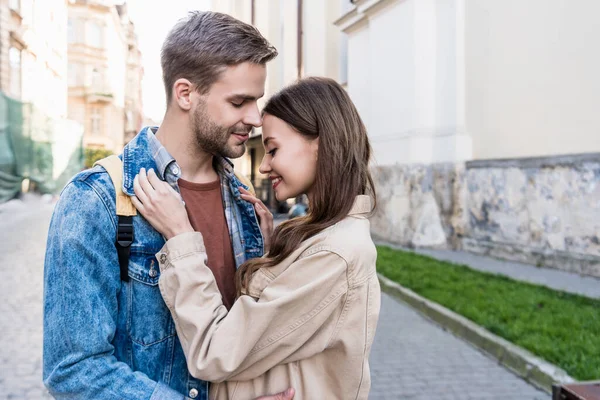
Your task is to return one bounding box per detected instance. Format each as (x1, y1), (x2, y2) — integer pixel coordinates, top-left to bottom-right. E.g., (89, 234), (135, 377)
(173, 78), (194, 111)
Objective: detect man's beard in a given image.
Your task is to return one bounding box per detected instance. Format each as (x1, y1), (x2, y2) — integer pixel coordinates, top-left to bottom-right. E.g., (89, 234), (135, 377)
(191, 102), (248, 159)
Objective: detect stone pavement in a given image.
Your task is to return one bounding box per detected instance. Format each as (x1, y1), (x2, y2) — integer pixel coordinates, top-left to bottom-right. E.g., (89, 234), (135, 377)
(369, 293), (548, 400)
(0, 196), (55, 399)
(0, 196), (549, 399)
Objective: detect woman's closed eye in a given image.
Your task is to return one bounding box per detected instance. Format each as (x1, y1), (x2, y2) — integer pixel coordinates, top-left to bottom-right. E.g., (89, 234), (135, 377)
(267, 148), (277, 156)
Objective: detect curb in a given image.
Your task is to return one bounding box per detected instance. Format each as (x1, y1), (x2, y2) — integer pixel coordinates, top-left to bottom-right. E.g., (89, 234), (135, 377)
(378, 273), (575, 394)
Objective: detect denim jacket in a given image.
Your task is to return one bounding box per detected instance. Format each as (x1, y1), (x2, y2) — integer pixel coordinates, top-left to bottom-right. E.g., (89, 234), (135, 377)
(43, 127), (264, 399)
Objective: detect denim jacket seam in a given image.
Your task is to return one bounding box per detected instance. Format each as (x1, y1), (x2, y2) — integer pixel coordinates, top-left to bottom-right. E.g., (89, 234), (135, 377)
(130, 332), (177, 347)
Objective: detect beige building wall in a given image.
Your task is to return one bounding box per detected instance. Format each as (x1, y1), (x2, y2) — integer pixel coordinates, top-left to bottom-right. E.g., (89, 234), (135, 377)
(67, 0), (135, 154)
(336, 0), (471, 166)
(0, 0), (69, 119)
(465, 0), (600, 160)
(337, 0), (600, 165)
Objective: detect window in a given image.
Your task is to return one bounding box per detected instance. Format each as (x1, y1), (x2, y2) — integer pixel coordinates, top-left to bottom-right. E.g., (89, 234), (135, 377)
(90, 107), (101, 135)
(68, 63), (82, 87)
(87, 22), (103, 48)
(9, 47), (22, 98)
(91, 67), (103, 91)
(68, 19), (76, 43)
(9, 0), (20, 12)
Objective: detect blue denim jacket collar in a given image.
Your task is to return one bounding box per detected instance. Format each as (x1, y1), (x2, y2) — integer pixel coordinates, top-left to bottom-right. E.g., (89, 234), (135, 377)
(122, 126), (163, 196)
(120, 126), (264, 266)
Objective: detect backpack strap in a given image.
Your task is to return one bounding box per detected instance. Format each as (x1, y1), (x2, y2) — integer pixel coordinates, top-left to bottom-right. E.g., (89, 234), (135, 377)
(94, 155), (136, 282)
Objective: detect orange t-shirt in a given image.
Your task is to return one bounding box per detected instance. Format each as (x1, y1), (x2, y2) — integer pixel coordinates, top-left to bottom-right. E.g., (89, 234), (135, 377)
(178, 178), (237, 310)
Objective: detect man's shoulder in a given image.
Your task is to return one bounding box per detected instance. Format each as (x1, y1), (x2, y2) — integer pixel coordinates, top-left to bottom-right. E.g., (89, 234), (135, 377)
(59, 165), (117, 208)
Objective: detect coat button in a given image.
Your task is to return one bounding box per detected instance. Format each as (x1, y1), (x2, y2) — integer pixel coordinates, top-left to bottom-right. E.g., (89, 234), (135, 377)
(149, 268), (157, 278)
(189, 388), (198, 398)
(159, 253), (167, 264)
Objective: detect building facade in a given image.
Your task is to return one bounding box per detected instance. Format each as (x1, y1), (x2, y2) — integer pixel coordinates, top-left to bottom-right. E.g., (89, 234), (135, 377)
(120, 2), (143, 144)
(0, 0), (87, 199)
(336, 0), (600, 277)
(67, 0), (143, 154)
(0, 0), (69, 118)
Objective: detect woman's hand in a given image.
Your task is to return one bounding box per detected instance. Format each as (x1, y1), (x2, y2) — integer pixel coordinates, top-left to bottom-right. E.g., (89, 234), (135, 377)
(131, 168), (194, 240)
(239, 187), (273, 253)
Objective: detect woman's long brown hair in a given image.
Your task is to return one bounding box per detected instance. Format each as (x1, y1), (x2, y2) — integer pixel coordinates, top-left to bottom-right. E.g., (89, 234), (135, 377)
(235, 77), (376, 296)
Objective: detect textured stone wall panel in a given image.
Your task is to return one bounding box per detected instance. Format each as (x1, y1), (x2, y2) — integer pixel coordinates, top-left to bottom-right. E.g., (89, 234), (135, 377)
(371, 155), (600, 277)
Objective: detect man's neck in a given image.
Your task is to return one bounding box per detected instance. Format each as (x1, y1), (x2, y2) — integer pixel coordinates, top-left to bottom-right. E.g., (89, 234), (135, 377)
(155, 113), (218, 183)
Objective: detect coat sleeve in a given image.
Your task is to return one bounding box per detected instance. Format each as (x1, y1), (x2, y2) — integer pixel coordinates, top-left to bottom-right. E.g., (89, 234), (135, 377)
(157, 232), (348, 382)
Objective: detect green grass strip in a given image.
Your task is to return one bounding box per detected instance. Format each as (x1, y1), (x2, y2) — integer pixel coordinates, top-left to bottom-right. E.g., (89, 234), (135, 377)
(376, 245), (600, 380)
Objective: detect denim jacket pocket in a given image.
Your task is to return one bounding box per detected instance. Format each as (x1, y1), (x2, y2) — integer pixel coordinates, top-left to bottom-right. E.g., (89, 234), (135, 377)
(127, 251), (175, 346)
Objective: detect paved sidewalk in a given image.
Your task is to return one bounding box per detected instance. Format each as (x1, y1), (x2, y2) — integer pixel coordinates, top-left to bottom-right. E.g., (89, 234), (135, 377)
(370, 293), (548, 399)
(0, 196), (55, 399)
(379, 242), (600, 299)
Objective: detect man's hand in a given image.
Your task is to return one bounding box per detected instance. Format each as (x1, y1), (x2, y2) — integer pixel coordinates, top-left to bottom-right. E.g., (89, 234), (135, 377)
(253, 388), (295, 400)
(239, 187), (273, 253)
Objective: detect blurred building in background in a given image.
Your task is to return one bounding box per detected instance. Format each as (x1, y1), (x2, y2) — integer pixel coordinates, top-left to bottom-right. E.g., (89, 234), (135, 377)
(336, 0), (600, 277)
(121, 2), (144, 144)
(0, 0), (143, 202)
(0, 0), (83, 201)
(67, 0), (143, 154)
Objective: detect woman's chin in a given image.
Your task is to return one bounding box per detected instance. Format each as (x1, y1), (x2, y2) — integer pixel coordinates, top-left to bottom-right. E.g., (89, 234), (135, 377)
(274, 192), (287, 202)
(275, 190), (296, 202)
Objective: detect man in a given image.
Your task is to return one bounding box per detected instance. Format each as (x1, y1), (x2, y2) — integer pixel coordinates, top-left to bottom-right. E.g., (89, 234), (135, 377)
(44, 12), (291, 400)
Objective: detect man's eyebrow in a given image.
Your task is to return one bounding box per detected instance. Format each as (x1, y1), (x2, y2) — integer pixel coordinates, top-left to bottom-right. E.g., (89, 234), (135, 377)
(228, 93), (265, 101)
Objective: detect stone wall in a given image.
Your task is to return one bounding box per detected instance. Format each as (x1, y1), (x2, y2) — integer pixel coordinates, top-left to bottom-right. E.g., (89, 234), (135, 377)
(371, 153), (600, 277)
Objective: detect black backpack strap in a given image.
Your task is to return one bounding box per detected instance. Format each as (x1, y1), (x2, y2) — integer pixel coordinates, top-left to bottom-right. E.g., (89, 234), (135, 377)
(94, 155), (137, 282)
(116, 216), (134, 282)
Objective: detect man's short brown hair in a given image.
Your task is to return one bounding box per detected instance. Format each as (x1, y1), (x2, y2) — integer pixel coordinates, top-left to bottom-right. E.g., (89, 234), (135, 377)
(161, 11), (277, 105)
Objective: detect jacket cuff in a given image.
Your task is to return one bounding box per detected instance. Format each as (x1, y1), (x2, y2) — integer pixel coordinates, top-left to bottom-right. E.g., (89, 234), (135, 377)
(156, 231), (206, 270)
(150, 381), (186, 400)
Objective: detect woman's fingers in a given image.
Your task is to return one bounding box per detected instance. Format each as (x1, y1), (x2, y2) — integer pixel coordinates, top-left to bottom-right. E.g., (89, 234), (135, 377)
(133, 174), (149, 205)
(137, 168), (156, 201)
(131, 195), (145, 212)
(240, 193), (273, 219)
(239, 187), (274, 253)
(146, 168), (161, 189)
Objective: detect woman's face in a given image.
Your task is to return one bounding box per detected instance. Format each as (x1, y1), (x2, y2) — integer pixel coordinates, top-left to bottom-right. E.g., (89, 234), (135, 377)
(259, 114), (318, 201)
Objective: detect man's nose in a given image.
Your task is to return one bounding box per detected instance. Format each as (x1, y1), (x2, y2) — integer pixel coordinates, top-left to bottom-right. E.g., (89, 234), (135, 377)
(244, 103), (262, 128)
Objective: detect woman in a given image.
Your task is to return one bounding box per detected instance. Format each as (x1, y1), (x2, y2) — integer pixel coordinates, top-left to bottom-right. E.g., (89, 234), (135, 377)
(132, 77), (380, 399)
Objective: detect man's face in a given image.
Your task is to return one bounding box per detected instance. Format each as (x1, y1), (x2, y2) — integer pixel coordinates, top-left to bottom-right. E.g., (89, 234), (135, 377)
(191, 62), (266, 158)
